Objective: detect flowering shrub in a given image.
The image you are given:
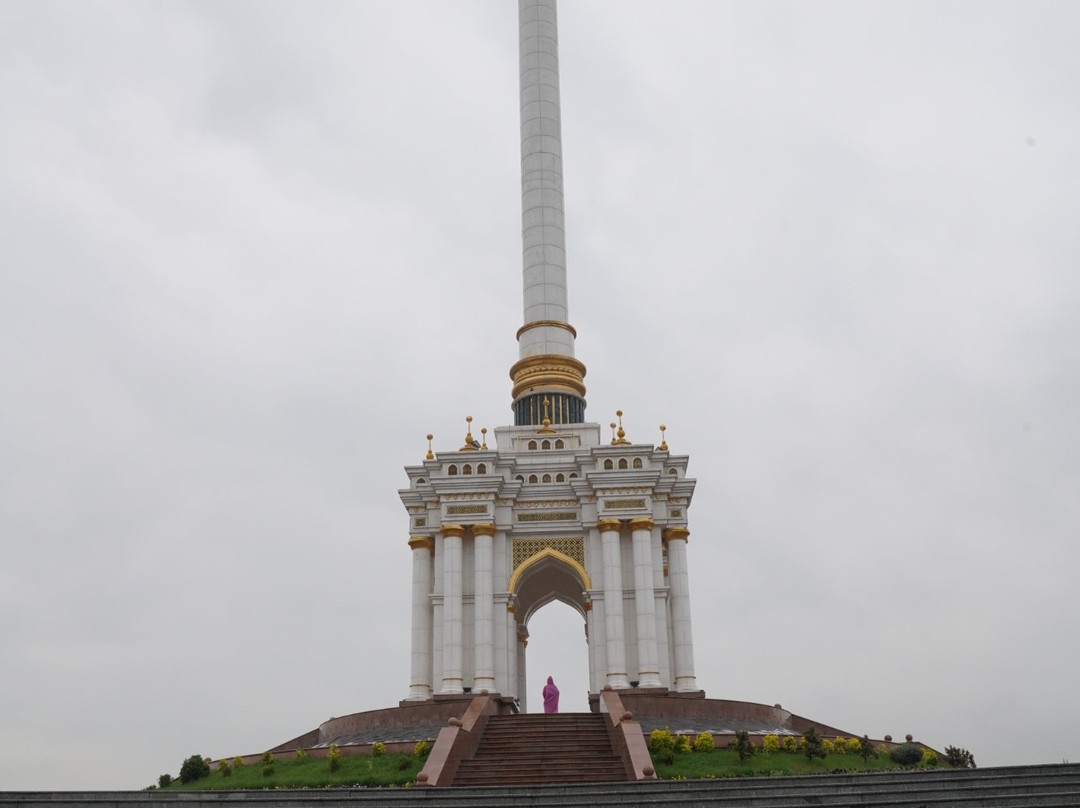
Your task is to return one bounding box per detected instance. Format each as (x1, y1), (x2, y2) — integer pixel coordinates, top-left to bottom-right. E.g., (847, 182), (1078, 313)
(822, 740), (835, 755)
(694, 732), (715, 752)
(648, 728), (676, 764)
(232, 755), (244, 769)
(414, 740), (431, 758)
(217, 758), (232, 777)
(372, 742), (387, 757)
(782, 736), (798, 753)
(762, 735), (780, 754)
(675, 735), (692, 754)
(833, 737), (849, 754)
(328, 744), (341, 773)
(260, 751), (274, 778)
(294, 748), (309, 761)
(921, 747), (938, 766)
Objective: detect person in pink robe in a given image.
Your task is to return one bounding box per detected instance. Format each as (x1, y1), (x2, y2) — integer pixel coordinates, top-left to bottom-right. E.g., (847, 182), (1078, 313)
(542, 675), (560, 713)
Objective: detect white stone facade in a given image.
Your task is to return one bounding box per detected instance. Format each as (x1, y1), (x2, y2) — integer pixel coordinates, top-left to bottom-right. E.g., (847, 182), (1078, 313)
(399, 422), (700, 704)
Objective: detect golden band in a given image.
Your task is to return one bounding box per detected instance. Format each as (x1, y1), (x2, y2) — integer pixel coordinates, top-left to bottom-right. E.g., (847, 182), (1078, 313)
(440, 524), (466, 539)
(516, 320), (578, 340)
(408, 536), (434, 552)
(509, 354), (587, 400)
(596, 518), (623, 533)
(628, 517), (655, 532)
(471, 523), (497, 537)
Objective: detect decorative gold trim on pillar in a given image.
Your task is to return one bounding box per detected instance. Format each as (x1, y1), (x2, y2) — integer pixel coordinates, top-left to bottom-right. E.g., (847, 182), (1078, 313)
(408, 536), (435, 552)
(662, 526), (690, 544)
(596, 518), (623, 533)
(509, 354), (587, 399)
(516, 320), (578, 340)
(471, 523), (497, 537)
(440, 524), (466, 539)
(628, 517), (655, 532)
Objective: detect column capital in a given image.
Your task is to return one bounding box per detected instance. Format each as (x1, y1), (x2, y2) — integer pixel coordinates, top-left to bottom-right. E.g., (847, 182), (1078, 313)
(408, 536), (434, 552)
(597, 518), (623, 533)
(662, 526), (690, 543)
(471, 523), (497, 537)
(440, 524), (466, 539)
(628, 517), (654, 533)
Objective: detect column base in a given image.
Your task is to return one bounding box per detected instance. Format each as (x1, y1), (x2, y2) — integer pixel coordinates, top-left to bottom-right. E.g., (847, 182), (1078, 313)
(606, 674), (631, 689)
(404, 686), (432, 701)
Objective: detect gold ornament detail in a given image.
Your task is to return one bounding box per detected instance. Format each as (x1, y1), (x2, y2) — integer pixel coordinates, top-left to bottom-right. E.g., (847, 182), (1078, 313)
(659, 424), (668, 451)
(426, 433), (434, 460)
(459, 416), (478, 451)
(512, 537), (585, 570)
(440, 524), (466, 539)
(662, 526), (690, 543)
(612, 410), (629, 445)
(516, 320), (578, 340)
(446, 504), (488, 516)
(517, 511), (578, 522)
(604, 498), (646, 509)
(509, 354), (587, 400)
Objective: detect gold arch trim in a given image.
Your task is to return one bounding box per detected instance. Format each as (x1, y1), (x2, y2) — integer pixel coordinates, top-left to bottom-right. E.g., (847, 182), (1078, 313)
(507, 547), (592, 593)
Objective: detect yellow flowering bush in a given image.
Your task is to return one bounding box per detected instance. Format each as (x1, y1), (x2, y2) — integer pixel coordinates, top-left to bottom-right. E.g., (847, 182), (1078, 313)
(694, 732), (715, 752)
(372, 742), (387, 757)
(327, 744), (341, 773)
(762, 734), (780, 754)
(782, 736), (798, 753)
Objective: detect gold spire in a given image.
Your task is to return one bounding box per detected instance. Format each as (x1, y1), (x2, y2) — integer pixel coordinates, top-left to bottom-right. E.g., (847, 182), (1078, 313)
(425, 433), (434, 460)
(612, 410), (629, 445)
(459, 415), (478, 451)
(480, 427), (488, 450)
(659, 424), (668, 451)
(537, 397), (556, 434)
(609, 421), (618, 445)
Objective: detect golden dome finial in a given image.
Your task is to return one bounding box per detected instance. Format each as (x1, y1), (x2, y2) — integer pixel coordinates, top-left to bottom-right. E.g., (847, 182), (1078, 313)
(459, 415), (478, 451)
(610, 421), (618, 445)
(659, 424), (668, 451)
(613, 409), (629, 445)
(480, 427), (488, 450)
(426, 433), (435, 460)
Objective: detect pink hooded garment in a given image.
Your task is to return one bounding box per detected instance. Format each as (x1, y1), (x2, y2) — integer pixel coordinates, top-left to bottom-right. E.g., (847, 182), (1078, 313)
(542, 676), (560, 713)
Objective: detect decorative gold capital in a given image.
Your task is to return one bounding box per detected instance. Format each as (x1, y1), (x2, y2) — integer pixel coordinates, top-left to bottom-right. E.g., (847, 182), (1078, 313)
(662, 526), (690, 543)
(471, 523), (497, 537)
(408, 536), (434, 552)
(440, 524), (466, 539)
(628, 517), (654, 533)
(596, 518), (623, 533)
(509, 354), (587, 400)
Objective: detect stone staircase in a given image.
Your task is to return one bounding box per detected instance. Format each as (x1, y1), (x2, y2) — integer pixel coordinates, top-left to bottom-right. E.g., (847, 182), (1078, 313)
(4, 763), (1080, 805)
(451, 712), (628, 786)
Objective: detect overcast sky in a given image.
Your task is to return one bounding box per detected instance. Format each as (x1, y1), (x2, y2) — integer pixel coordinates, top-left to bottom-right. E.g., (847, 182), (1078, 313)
(2, 0), (1079, 790)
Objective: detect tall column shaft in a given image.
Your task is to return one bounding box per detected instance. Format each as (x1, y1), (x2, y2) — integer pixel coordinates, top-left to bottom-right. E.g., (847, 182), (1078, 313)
(599, 519), (629, 689)
(664, 528), (698, 693)
(506, 607), (519, 701)
(472, 524), (496, 693)
(630, 518), (662, 688)
(512, 0), (586, 424)
(407, 537), (434, 701)
(440, 525), (465, 694)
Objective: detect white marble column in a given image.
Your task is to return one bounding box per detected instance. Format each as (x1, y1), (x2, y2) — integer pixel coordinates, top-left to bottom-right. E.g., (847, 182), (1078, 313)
(629, 518), (662, 688)
(598, 519), (630, 689)
(440, 524), (465, 694)
(472, 524), (496, 693)
(517, 627), (529, 712)
(506, 605), (519, 701)
(664, 527), (698, 692)
(406, 536), (434, 700)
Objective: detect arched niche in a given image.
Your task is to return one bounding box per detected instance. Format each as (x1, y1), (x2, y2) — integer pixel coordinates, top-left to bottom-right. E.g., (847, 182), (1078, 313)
(508, 548), (591, 624)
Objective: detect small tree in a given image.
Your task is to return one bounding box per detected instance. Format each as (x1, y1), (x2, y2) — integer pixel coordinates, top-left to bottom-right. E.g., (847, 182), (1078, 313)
(802, 727), (827, 762)
(372, 741), (386, 757)
(732, 729), (755, 762)
(782, 735), (798, 753)
(217, 758), (232, 778)
(858, 735), (878, 763)
(414, 740), (431, 759)
(328, 744), (342, 773)
(944, 745), (976, 769)
(675, 734), (692, 754)
(260, 751), (275, 778)
(232, 755), (244, 769)
(179, 754), (210, 784)
(157, 774), (172, 789)
(294, 748), (309, 761)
